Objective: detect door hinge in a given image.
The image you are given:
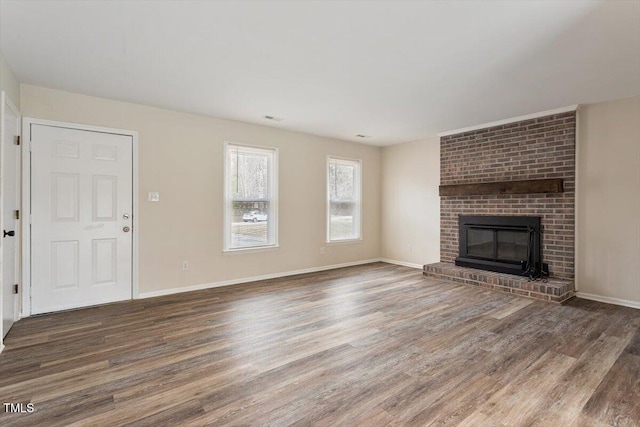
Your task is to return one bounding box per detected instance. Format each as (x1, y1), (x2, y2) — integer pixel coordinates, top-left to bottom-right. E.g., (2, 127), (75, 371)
(13, 210), (19, 220)
(13, 284), (18, 294)
(15, 135), (20, 145)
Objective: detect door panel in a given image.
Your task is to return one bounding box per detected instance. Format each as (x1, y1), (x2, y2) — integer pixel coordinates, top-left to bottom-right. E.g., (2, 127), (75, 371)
(92, 238), (117, 285)
(52, 173), (80, 221)
(31, 125), (133, 314)
(2, 96), (20, 338)
(92, 175), (117, 221)
(51, 240), (79, 289)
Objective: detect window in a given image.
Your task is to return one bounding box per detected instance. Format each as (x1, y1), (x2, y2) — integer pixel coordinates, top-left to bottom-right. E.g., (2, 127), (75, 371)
(224, 143), (278, 251)
(327, 157), (361, 242)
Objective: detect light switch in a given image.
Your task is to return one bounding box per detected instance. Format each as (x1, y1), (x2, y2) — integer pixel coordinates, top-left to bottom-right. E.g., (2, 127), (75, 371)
(148, 192), (160, 202)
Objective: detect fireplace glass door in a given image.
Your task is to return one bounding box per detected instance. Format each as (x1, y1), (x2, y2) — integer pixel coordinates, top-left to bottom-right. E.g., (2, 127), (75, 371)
(466, 228), (529, 263)
(497, 230), (528, 262)
(467, 229), (494, 259)
(457, 215), (542, 276)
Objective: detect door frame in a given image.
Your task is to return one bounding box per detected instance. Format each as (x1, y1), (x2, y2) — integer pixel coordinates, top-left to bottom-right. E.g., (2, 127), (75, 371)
(21, 118), (139, 317)
(1, 91), (21, 346)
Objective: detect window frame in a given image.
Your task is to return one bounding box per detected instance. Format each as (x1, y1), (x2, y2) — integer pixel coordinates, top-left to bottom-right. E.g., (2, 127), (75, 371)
(223, 141), (279, 252)
(326, 155), (362, 244)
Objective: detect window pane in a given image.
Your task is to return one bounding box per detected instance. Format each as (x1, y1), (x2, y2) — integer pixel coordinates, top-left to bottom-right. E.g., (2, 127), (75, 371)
(231, 201), (269, 248)
(225, 143), (277, 250)
(327, 157), (360, 241)
(330, 202), (355, 240)
(229, 149), (269, 200)
(329, 163), (355, 201)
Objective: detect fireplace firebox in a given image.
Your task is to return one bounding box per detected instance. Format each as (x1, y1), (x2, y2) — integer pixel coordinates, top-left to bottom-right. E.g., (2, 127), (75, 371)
(455, 215), (547, 278)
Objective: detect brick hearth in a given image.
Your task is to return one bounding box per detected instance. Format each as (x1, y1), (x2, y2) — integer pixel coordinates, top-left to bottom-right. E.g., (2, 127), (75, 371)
(423, 262), (574, 303)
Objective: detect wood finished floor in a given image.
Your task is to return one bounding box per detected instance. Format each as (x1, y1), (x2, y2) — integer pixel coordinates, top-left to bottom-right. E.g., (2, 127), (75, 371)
(1, 262), (639, 426)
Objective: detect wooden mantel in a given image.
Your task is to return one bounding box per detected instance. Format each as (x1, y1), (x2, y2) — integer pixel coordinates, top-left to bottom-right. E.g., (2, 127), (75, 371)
(439, 178), (564, 197)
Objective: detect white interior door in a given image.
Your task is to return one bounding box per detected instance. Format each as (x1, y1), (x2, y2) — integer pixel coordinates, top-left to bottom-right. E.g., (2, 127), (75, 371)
(31, 124), (133, 314)
(2, 93), (20, 338)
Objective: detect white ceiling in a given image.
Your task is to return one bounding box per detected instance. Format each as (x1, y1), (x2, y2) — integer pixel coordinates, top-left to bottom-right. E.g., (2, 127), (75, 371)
(1, 0), (639, 145)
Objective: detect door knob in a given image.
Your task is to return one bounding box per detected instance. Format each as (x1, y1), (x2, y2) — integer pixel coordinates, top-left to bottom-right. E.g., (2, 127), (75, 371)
(123, 226), (131, 233)
(3, 230), (15, 238)
(123, 213), (130, 219)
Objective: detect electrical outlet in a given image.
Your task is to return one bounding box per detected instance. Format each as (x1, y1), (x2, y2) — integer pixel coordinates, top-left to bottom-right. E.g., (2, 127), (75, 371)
(182, 261), (189, 271)
(407, 244), (413, 252)
(320, 247), (326, 255)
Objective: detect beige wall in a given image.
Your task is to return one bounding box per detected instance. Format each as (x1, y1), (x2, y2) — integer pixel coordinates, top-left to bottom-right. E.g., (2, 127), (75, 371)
(0, 53), (20, 109)
(577, 95), (640, 306)
(21, 85), (381, 294)
(381, 137), (440, 266)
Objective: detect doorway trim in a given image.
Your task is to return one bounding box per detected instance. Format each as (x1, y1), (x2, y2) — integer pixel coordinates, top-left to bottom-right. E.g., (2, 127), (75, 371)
(21, 118), (139, 317)
(1, 91), (21, 350)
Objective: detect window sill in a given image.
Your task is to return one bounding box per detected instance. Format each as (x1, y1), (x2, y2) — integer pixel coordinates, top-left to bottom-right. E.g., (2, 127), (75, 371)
(223, 245), (280, 255)
(326, 238), (363, 246)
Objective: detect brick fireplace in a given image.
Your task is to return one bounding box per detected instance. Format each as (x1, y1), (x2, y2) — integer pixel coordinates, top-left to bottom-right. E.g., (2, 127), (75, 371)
(424, 111), (576, 302)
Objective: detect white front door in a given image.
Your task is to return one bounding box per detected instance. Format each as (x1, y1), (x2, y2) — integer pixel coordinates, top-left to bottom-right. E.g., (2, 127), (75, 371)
(2, 93), (20, 337)
(30, 124), (133, 314)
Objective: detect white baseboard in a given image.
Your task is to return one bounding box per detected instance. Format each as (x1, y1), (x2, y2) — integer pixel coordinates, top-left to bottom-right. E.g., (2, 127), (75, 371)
(379, 258), (424, 269)
(0, 343), (4, 354)
(138, 258), (383, 299)
(576, 292), (640, 310)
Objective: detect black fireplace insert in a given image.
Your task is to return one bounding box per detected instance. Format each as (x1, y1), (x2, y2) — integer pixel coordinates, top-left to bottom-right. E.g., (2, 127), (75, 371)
(455, 215), (547, 278)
